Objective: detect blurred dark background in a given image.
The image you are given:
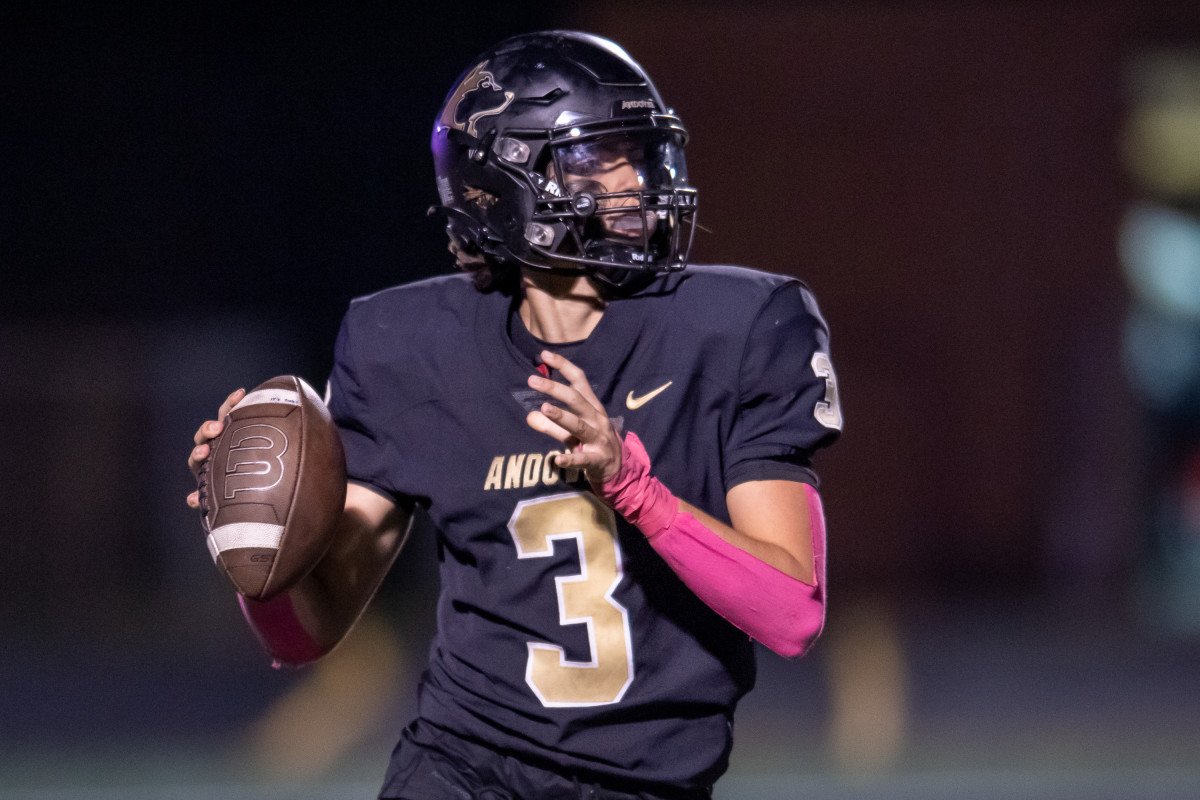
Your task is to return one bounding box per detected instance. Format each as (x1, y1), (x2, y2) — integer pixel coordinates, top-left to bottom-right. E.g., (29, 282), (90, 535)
(5, 2), (1200, 798)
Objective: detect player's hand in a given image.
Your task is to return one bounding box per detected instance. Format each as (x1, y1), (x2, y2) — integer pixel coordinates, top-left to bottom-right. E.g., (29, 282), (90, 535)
(186, 387), (246, 509)
(525, 350), (623, 484)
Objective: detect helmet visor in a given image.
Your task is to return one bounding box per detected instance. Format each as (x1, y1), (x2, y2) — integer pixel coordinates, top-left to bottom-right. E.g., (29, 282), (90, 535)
(553, 130), (688, 194)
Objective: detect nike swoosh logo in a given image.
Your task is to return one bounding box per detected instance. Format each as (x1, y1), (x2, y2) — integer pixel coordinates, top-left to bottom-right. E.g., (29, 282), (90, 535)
(626, 381), (673, 410)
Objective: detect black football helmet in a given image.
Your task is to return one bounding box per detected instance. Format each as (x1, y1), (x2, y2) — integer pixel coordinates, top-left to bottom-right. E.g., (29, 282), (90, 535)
(430, 31), (698, 289)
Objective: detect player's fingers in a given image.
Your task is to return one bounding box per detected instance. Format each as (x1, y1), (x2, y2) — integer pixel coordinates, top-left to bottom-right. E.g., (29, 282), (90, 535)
(527, 374), (593, 420)
(529, 406), (599, 448)
(525, 409), (573, 444)
(193, 387), (244, 446)
(552, 450), (577, 468)
(217, 387), (246, 419)
(540, 351), (604, 413)
(193, 419), (223, 446)
(186, 490), (200, 509)
(539, 402), (599, 443)
(552, 448), (602, 471)
(188, 442), (209, 471)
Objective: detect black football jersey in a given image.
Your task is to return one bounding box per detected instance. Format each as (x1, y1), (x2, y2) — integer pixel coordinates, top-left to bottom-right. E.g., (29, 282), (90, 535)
(326, 264), (841, 790)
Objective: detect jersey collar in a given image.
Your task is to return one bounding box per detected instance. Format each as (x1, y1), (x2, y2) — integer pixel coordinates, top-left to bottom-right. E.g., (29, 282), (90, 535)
(474, 281), (652, 399)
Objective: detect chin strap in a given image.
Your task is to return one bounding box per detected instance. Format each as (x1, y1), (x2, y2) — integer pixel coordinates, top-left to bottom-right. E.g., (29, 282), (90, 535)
(593, 431), (826, 658)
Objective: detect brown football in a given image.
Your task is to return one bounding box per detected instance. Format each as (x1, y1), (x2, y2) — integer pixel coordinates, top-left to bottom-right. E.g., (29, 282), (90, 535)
(198, 375), (346, 600)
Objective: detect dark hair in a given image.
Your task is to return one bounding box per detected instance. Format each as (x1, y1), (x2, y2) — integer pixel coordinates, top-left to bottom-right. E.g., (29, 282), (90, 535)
(470, 259), (521, 295)
(448, 231), (520, 294)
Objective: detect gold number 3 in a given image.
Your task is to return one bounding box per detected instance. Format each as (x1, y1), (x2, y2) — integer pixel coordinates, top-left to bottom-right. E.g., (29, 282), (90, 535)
(508, 492), (635, 707)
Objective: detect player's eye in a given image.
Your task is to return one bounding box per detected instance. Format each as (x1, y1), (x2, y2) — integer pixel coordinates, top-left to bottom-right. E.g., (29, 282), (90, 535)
(564, 177), (606, 195)
(564, 154), (603, 175)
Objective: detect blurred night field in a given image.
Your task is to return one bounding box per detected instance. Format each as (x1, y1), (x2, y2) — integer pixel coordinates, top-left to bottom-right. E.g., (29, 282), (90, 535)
(4, 2), (1200, 798)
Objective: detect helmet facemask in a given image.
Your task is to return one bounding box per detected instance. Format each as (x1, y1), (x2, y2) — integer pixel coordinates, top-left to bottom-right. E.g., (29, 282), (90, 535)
(520, 126), (698, 285)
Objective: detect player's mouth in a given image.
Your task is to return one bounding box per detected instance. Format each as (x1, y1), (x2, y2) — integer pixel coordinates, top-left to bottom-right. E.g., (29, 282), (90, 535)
(606, 211), (656, 238)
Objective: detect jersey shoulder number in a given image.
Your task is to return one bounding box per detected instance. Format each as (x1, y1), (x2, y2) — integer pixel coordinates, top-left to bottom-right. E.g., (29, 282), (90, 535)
(810, 351), (843, 431)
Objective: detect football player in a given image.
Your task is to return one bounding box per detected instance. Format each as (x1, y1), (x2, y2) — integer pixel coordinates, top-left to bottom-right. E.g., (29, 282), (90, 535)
(188, 31), (843, 799)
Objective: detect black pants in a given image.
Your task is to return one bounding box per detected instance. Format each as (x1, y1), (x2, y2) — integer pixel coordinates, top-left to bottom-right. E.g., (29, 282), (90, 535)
(380, 719), (714, 800)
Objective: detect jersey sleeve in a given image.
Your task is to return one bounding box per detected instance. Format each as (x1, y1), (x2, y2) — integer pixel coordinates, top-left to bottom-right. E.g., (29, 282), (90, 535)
(724, 281), (843, 489)
(326, 308), (401, 501)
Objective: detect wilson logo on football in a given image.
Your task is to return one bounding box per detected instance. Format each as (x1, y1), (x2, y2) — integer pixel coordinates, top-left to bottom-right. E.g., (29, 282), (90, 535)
(222, 424), (288, 498)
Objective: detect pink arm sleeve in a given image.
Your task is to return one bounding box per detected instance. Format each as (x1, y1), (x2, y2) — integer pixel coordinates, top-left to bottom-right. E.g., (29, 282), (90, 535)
(238, 592), (327, 668)
(596, 432), (826, 658)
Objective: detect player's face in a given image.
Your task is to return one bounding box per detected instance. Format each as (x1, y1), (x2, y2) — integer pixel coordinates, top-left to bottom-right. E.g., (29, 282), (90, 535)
(550, 131), (686, 245)
(557, 139), (656, 240)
